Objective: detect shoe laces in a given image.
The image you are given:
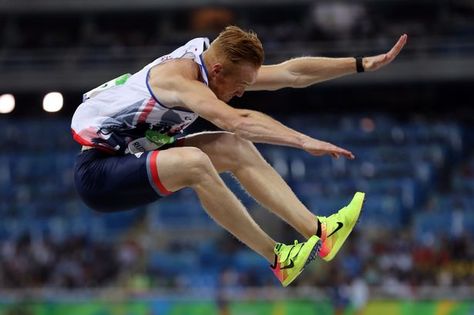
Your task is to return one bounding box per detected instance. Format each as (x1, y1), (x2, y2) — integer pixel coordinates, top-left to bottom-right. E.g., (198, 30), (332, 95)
(288, 240), (304, 260)
(277, 240), (303, 263)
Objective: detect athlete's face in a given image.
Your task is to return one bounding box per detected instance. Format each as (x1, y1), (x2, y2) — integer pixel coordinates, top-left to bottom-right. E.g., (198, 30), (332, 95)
(209, 62), (258, 103)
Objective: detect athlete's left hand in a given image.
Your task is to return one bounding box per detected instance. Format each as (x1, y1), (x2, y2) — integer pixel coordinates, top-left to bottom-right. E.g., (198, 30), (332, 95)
(302, 138), (355, 160)
(363, 34), (408, 72)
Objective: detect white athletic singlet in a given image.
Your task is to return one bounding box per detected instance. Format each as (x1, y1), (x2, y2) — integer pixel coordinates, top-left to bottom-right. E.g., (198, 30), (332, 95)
(71, 37), (210, 154)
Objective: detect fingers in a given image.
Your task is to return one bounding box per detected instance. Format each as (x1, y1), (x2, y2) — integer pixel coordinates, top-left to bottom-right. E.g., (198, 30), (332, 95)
(366, 34), (407, 71)
(330, 152), (354, 160)
(305, 140), (355, 160)
(324, 141), (355, 159)
(387, 34), (408, 60)
(340, 150), (355, 160)
(331, 147), (355, 160)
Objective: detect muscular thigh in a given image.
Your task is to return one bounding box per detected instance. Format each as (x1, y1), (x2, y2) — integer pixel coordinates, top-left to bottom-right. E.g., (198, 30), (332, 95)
(74, 149), (163, 212)
(155, 145), (216, 192)
(181, 131), (254, 173)
(74, 146), (211, 211)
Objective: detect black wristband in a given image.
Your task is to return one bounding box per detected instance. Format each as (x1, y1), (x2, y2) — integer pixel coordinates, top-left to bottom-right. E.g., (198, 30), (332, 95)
(355, 56), (365, 73)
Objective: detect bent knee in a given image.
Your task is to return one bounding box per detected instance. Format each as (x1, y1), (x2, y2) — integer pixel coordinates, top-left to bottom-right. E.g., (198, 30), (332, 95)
(175, 147), (215, 184)
(153, 147), (216, 191)
(181, 147), (213, 167)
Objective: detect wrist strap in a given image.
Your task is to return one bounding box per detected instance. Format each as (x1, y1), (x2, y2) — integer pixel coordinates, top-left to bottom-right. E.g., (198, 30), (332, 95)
(355, 56), (365, 73)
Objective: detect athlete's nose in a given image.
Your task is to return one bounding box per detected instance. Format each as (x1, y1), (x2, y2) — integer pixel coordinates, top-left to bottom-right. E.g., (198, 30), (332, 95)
(235, 89), (245, 98)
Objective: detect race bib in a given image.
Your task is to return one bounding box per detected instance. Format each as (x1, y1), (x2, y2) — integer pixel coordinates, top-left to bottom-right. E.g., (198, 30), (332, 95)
(83, 73), (131, 102)
(127, 130), (175, 155)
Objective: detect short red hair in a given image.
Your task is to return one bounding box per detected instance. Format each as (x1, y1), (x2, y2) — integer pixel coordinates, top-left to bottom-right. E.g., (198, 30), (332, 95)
(210, 26), (264, 68)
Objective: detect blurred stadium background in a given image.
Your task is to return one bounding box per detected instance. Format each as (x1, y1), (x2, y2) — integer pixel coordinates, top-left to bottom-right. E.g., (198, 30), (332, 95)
(0, 0), (473, 314)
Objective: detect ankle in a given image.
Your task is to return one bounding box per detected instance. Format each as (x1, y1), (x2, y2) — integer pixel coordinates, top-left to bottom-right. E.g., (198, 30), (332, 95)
(264, 242), (277, 263)
(270, 254), (278, 269)
(316, 219), (322, 238)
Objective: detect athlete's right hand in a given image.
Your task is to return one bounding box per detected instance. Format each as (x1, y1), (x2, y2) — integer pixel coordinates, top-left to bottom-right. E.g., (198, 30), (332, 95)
(302, 138), (355, 159)
(362, 34), (407, 72)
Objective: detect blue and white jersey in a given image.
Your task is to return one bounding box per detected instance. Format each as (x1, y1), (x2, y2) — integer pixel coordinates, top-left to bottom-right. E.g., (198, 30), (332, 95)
(71, 37), (210, 154)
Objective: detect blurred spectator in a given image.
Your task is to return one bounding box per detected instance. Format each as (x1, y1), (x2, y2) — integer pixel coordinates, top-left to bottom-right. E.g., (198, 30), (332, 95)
(311, 1), (370, 39)
(327, 270), (350, 315)
(0, 115), (473, 297)
(0, 233), (119, 289)
(348, 276), (369, 315)
(190, 7), (235, 36)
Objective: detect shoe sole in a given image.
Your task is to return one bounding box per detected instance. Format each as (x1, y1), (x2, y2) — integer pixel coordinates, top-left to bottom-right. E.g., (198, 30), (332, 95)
(282, 238), (322, 287)
(322, 192), (365, 262)
(304, 239), (322, 268)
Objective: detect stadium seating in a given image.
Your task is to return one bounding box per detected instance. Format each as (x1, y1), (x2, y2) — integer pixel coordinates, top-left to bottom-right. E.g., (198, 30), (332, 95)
(0, 116), (472, 289)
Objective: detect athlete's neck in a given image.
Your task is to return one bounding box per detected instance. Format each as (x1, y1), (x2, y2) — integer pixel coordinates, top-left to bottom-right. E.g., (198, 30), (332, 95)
(201, 50), (215, 74)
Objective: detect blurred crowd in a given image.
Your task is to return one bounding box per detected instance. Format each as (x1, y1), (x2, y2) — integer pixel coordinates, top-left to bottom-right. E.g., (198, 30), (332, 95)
(1, 0), (474, 60)
(0, 1), (473, 305)
(0, 225), (472, 298)
(0, 115), (472, 297)
(0, 233), (119, 288)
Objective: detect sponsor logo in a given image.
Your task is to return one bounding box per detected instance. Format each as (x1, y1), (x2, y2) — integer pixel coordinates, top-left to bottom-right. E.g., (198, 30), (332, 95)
(280, 260), (294, 270)
(327, 222), (344, 238)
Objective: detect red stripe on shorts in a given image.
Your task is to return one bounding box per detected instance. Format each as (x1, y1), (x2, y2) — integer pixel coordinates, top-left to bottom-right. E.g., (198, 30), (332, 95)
(149, 151), (172, 196)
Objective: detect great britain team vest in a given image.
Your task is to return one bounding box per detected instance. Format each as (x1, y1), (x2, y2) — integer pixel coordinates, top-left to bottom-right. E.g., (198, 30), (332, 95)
(71, 37), (210, 154)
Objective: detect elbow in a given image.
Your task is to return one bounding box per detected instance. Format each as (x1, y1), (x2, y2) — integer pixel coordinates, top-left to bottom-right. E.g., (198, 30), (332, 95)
(215, 113), (244, 133)
(231, 120), (248, 137)
(210, 108), (253, 138)
(222, 113), (252, 137)
(219, 119), (238, 133)
(291, 75), (317, 88)
(288, 67), (321, 88)
(232, 116), (259, 141)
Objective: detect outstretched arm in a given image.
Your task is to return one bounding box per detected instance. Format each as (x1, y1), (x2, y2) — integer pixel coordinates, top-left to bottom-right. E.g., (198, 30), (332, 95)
(172, 78), (354, 159)
(149, 59), (354, 159)
(248, 34), (407, 91)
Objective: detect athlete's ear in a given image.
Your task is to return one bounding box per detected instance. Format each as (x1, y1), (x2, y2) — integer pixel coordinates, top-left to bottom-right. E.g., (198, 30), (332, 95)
(210, 63), (223, 76)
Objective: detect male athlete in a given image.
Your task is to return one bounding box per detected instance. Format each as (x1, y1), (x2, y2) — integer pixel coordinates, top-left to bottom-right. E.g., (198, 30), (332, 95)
(72, 26), (407, 287)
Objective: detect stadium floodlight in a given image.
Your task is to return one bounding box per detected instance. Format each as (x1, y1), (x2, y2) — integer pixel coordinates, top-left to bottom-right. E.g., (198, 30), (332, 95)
(0, 94), (15, 114)
(43, 92), (63, 112)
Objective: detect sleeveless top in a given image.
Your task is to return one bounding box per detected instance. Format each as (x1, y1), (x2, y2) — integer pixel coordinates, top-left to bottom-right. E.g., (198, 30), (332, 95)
(71, 37), (210, 154)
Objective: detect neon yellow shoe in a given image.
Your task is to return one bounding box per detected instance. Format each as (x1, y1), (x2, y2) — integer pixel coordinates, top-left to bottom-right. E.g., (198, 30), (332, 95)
(318, 192), (365, 262)
(270, 235), (321, 287)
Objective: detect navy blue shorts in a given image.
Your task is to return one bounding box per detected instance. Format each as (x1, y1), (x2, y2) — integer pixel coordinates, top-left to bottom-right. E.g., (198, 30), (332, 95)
(74, 146), (179, 212)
